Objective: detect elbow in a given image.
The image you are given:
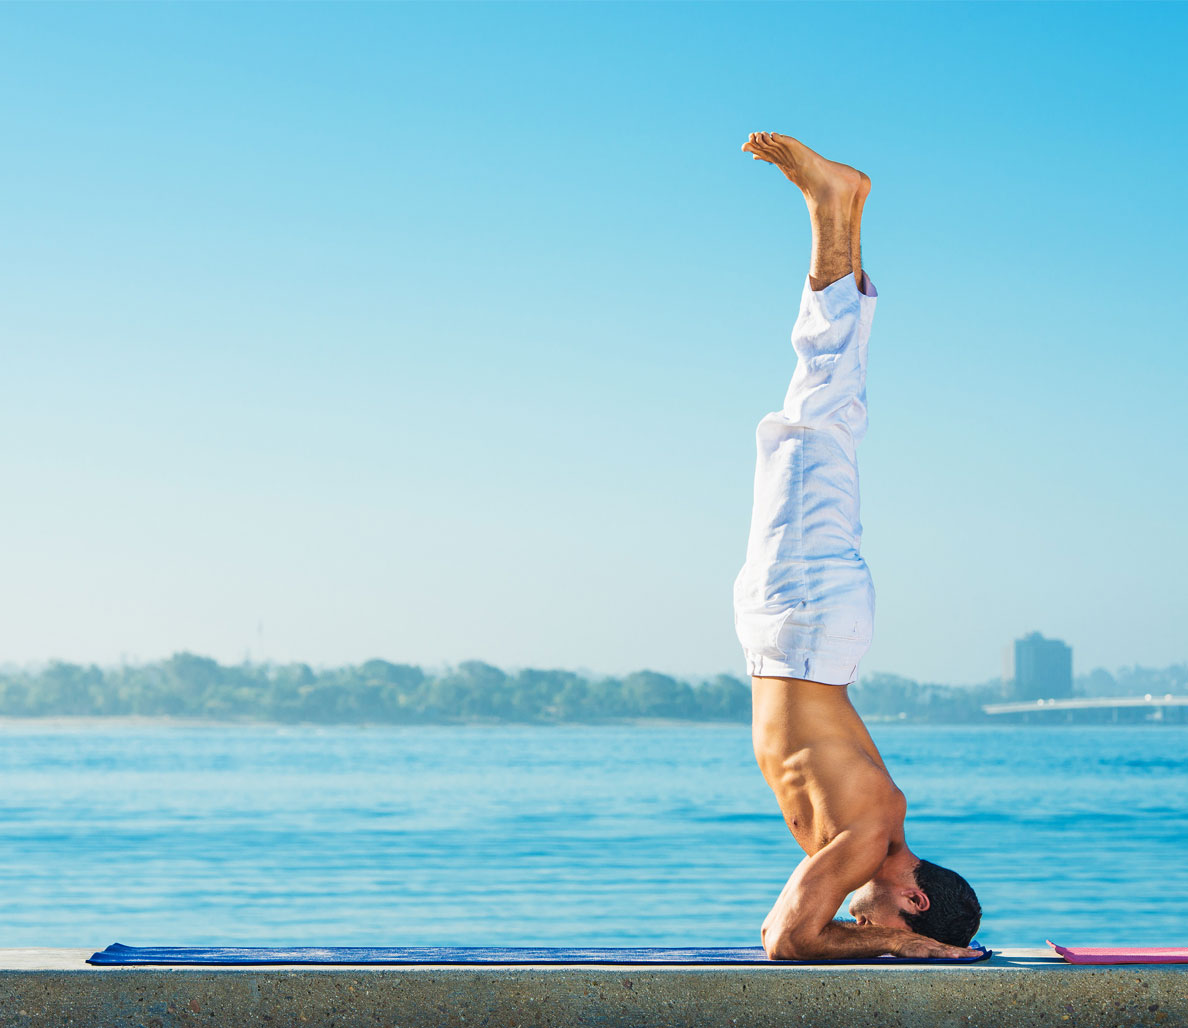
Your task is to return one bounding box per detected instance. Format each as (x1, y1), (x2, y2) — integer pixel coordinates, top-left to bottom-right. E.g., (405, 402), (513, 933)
(764, 939), (793, 961)
(764, 928), (816, 962)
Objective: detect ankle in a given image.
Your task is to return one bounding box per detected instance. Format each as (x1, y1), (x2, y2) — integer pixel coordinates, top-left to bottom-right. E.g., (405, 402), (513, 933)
(806, 189), (853, 224)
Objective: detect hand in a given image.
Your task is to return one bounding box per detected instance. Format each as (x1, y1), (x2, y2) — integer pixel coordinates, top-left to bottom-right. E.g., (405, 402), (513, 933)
(891, 933), (979, 960)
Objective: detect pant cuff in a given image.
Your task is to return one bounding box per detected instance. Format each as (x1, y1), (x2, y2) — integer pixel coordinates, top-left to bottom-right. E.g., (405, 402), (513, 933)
(745, 651), (861, 687)
(802, 270), (876, 322)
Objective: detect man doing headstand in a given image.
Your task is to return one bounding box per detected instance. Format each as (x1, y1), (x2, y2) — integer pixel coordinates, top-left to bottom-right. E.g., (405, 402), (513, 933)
(734, 131), (982, 961)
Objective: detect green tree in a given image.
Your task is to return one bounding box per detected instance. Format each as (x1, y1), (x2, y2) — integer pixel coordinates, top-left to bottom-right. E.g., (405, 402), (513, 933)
(26, 662), (103, 715)
(620, 670), (697, 717)
(426, 661), (512, 719)
(695, 674), (750, 720)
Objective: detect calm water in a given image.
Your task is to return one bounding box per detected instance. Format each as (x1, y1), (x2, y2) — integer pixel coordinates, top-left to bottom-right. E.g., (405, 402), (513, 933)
(1, 721), (1185, 949)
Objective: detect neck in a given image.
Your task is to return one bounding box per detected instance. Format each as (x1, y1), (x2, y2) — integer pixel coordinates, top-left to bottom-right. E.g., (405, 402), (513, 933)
(877, 842), (920, 882)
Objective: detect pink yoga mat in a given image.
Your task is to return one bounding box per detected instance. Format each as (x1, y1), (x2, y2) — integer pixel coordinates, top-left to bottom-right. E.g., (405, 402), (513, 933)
(1047, 940), (1188, 964)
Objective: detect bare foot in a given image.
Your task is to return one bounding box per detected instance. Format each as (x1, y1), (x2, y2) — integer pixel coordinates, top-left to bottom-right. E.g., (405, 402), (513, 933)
(742, 131), (869, 214)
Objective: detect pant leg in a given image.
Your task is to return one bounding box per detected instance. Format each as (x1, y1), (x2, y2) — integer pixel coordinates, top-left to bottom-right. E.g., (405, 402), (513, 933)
(732, 269), (878, 686)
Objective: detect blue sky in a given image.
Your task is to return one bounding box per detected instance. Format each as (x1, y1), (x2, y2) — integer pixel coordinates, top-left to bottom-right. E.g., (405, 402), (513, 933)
(1, 2), (1184, 684)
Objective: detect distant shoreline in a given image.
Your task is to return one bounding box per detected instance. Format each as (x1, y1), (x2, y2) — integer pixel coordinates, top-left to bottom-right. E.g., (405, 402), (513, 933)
(1, 714), (1184, 731)
(0, 714), (746, 730)
(4, 654), (1183, 725)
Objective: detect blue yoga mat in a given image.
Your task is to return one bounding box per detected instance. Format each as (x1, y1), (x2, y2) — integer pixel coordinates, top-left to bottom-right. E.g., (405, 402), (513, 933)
(87, 942), (992, 966)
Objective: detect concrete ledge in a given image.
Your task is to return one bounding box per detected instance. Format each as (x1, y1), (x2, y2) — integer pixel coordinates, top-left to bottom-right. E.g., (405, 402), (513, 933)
(1, 949), (1185, 1027)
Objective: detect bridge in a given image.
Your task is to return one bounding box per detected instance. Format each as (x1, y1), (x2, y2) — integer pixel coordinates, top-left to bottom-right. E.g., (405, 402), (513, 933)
(983, 694), (1188, 716)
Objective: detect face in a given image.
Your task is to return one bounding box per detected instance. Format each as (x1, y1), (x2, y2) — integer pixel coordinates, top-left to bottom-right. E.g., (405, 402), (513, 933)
(848, 878), (913, 929)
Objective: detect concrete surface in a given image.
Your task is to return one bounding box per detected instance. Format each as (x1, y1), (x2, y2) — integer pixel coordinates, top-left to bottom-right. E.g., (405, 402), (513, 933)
(0, 948), (1185, 1027)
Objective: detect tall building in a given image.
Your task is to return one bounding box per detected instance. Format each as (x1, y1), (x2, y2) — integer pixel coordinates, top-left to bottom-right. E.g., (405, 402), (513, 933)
(1003, 631), (1073, 700)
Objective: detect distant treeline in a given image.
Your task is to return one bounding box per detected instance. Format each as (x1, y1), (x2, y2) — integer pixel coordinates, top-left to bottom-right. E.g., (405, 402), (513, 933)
(0, 655), (750, 723)
(0, 655), (1184, 725)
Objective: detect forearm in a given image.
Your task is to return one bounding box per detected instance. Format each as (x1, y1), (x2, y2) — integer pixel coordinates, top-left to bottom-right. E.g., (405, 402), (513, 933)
(769, 919), (916, 961)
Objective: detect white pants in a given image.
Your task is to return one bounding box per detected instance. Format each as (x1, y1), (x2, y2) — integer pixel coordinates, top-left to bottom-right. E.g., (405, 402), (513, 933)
(733, 270), (878, 686)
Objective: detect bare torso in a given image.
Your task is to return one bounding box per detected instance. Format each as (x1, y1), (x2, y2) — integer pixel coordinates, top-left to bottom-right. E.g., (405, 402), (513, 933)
(751, 675), (936, 959)
(751, 676), (906, 855)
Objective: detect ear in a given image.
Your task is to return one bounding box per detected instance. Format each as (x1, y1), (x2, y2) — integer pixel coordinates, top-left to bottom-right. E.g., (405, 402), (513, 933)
(902, 885), (930, 913)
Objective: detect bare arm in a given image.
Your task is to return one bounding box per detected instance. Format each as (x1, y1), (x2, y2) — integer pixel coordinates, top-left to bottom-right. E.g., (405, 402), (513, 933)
(784, 919), (974, 960)
(761, 824), (976, 961)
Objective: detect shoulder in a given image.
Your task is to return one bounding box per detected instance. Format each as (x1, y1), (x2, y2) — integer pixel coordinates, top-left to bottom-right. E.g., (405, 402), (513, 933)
(832, 784), (904, 857)
(817, 817), (894, 875)
(787, 818), (892, 901)
(824, 753), (905, 827)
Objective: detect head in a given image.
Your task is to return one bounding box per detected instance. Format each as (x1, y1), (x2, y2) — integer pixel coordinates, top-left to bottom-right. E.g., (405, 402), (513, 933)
(849, 858), (982, 946)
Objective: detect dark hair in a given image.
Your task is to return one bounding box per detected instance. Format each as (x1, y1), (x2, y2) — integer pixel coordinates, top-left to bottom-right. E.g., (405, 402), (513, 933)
(903, 859), (982, 947)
